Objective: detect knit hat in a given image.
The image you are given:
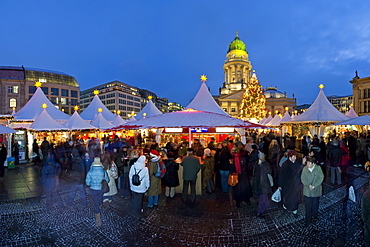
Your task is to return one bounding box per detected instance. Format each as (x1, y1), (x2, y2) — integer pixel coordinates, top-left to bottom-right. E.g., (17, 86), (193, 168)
(92, 157), (103, 166)
(204, 148), (211, 156)
(150, 150), (159, 156)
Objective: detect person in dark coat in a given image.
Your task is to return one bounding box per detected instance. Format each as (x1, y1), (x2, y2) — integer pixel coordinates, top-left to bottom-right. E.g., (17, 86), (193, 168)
(0, 143), (7, 177)
(162, 151), (179, 198)
(12, 141), (19, 166)
(32, 139), (41, 164)
(253, 152), (272, 218)
(180, 148), (201, 203)
(40, 137), (50, 163)
(278, 150), (302, 215)
(218, 142), (232, 192)
(115, 146), (131, 199)
(327, 139), (342, 184)
(231, 141), (253, 208)
(66, 145), (87, 207)
(41, 152), (65, 210)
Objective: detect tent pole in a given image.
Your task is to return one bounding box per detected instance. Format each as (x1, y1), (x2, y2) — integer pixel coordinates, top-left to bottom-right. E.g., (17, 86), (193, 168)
(188, 128), (191, 147)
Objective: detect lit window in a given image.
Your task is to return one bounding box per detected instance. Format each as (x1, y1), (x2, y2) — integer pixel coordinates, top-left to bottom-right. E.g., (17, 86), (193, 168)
(8, 86), (18, 93)
(14, 86), (18, 93)
(9, 98), (16, 108)
(231, 108), (236, 112)
(61, 98), (68, 105)
(39, 79), (47, 83)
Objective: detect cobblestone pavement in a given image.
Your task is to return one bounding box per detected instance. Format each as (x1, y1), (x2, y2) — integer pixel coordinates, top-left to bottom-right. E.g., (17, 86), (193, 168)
(0, 163), (368, 247)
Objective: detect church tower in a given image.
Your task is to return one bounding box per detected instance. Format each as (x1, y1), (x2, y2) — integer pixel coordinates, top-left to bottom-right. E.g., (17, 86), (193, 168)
(219, 31), (252, 95)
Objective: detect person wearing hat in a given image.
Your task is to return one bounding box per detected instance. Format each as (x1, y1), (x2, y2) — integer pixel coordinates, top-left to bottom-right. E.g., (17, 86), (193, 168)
(278, 150), (302, 215)
(85, 157), (109, 226)
(180, 148), (201, 203)
(129, 155), (150, 215)
(147, 150), (162, 208)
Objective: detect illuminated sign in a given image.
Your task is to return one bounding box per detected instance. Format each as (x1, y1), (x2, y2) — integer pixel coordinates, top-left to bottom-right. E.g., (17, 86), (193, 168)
(191, 128), (208, 133)
(216, 127), (234, 133)
(165, 128), (183, 133)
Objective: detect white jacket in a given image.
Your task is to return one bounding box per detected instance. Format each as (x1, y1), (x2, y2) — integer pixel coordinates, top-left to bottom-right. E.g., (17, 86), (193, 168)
(129, 155), (150, 193)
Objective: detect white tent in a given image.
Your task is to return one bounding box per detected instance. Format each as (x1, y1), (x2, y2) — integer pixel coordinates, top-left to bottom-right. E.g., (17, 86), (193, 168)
(263, 114), (273, 125)
(333, 114), (370, 126)
(111, 114), (127, 127)
(135, 98), (162, 120)
(0, 124), (17, 134)
(280, 111), (292, 123)
(91, 112), (114, 130)
(13, 87), (70, 121)
(266, 114), (281, 126)
(186, 81), (228, 115)
(63, 111), (97, 130)
(115, 109), (262, 129)
(286, 85), (349, 123)
(345, 106), (359, 118)
(80, 94), (116, 121)
(29, 109), (69, 131)
(259, 117), (266, 125)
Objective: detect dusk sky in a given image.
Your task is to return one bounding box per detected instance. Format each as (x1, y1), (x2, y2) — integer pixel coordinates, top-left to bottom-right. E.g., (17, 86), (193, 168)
(2, 1), (370, 106)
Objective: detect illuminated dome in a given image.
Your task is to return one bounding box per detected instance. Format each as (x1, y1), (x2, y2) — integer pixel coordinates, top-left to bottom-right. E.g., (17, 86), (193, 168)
(228, 32), (246, 53)
(264, 87), (286, 98)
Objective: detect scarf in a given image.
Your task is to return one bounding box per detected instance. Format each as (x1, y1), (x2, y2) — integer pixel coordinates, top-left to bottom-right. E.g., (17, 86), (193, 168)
(233, 152), (241, 174)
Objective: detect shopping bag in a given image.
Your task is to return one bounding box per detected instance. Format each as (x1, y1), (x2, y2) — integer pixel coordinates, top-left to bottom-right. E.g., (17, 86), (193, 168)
(267, 174), (274, 187)
(349, 186), (356, 203)
(228, 173), (238, 186)
(271, 189), (281, 203)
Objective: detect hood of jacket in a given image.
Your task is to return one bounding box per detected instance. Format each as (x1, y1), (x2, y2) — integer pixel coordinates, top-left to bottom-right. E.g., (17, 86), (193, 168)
(133, 155), (146, 169)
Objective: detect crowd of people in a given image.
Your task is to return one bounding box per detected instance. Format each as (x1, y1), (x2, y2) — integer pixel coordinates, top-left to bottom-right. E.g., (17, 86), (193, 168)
(26, 130), (370, 230)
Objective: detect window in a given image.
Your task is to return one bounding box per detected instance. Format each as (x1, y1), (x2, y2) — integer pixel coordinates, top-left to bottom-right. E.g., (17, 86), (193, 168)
(107, 105), (115, 110)
(119, 105), (126, 110)
(8, 86), (19, 94)
(119, 99), (126, 104)
(134, 103), (140, 107)
(61, 89), (68, 97)
(119, 93), (126, 98)
(9, 98), (16, 108)
(41, 87), (48, 95)
(223, 108), (227, 112)
(127, 96), (133, 100)
(71, 90), (78, 98)
(71, 99), (78, 105)
(51, 97), (58, 104)
(29, 86), (36, 94)
(106, 99), (115, 104)
(51, 88), (59, 96)
(106, 93), (115, 98)
(127, 101), (134, 105)
(231, 108), (236, 113)
(60, 98), (68, 105)
(134, 98), (140, 102)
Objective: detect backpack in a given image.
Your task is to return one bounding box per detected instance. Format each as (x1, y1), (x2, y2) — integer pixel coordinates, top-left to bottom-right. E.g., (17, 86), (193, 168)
(132, 167), (143, 186)
(154, 161), (166, 178)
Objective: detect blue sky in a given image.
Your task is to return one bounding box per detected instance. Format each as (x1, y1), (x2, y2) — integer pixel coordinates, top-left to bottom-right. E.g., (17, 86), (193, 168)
(2, 1), (370, 106)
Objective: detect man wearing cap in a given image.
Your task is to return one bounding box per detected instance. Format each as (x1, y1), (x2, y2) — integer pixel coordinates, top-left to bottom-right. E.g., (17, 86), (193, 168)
(180, 148), (201, 203)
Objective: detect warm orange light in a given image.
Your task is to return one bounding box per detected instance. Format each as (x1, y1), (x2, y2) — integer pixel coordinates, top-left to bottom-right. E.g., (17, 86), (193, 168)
(200, 74), (208, 82)
(117, 110), (121, 114)
(319, 84), (324, 89)
(148, 96), (153, 100)
(98, 108), (102, 113)
(285, 107), (289, 111)
(93, 90), (99, 95)
(74, 105), (79, 111)
(42, 103), (47, 109)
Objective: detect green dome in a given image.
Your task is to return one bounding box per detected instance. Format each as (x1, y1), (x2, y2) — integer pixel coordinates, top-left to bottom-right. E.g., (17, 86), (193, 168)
(228, 36), (246, 53)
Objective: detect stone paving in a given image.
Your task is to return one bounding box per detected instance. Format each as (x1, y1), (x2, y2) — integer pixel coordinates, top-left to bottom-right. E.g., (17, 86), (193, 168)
(0, 163), (368, 247)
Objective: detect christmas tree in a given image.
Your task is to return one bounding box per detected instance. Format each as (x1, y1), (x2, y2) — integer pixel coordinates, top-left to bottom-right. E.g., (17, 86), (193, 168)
(239, 71), (266, 121)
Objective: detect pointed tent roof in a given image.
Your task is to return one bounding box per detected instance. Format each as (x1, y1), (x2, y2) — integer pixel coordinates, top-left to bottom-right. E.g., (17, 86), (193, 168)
(280, 111), (292, 123)
(186, 81), (228, 115)
(263, 114), (273, 125)
(259, 117), (266, 125)
(266, 114), (282, 126)
(29, 109), (69, 131)
(80, 94), (116, 121)
(63, 111), (97, 130)
(127, 116), (137, 122)
(135, 98), (162, 120)
(345, 106), (359, 118)
(90, 112), (114, 130)
(14, 87), (70, 121)
(287, 85), (350, 123)
(111, 114), (127, 127)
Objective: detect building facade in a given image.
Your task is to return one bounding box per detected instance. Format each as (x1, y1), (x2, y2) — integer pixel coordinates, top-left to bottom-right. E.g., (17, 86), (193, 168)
(327, 95), (353, 113)
(350, 72), (370, 116)
(0, 66), (79, 115)
(217, 33), (296, 118)
(80, 81), (142, 118)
